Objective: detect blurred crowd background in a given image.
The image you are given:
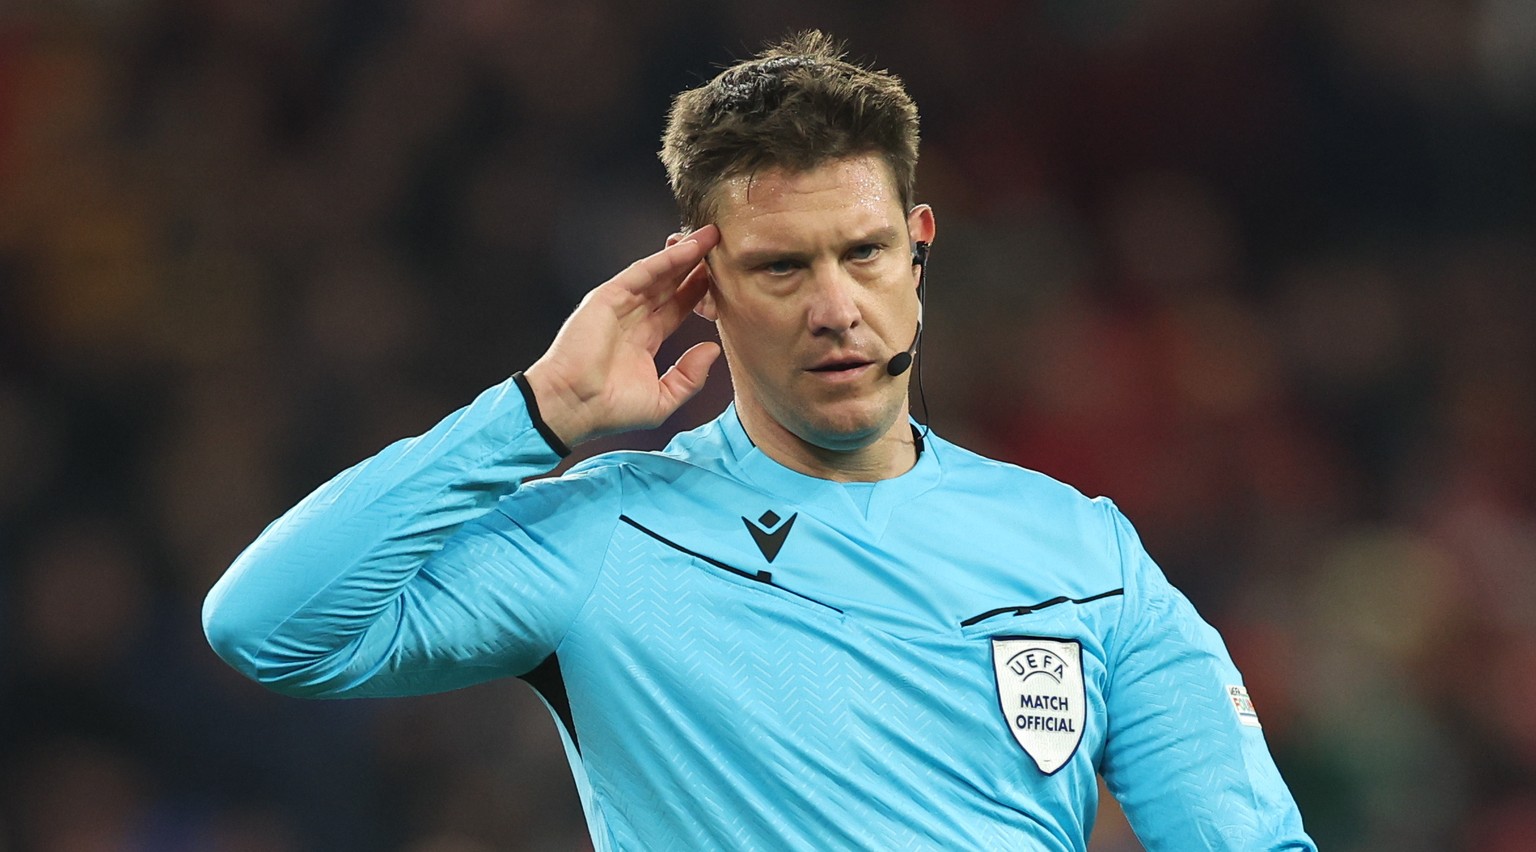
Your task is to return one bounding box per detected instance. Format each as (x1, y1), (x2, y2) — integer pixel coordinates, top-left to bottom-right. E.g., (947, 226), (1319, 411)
(3, 0), (1534, 849)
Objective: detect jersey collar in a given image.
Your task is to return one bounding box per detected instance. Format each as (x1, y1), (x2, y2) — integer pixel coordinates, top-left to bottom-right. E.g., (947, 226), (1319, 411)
(714, 404), (944, 533)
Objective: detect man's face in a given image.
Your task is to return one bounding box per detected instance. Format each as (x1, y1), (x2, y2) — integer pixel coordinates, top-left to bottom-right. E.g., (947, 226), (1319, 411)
(696, 154), (935, 454)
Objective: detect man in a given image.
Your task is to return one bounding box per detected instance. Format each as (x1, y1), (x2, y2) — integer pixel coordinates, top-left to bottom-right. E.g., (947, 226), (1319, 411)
(204, 31), (1314, 850)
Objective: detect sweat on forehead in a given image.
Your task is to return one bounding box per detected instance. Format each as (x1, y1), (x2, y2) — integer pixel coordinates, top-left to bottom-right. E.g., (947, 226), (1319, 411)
(706, 156), (903, 221)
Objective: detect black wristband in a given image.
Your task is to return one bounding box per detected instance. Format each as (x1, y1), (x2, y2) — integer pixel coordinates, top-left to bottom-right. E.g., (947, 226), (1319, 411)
(512, 371), (573, 458)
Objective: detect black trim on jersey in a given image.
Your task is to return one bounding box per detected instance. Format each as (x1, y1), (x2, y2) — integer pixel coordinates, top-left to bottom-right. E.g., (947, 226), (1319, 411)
(960, 588), (1125, 628)
(512, 370), (573, 457)
(619, 515), (845, 614)
(519, 653), (579, 753)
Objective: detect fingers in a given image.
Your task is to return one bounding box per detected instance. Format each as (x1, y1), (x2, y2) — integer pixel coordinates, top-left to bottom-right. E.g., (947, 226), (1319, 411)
(654, 256), (713, 331)
(657, 341), (721, 412)
(615, 225), (720, 300)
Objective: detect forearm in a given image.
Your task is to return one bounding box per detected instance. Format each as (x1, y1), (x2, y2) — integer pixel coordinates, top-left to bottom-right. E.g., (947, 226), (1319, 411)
(201, 373), (566, 696)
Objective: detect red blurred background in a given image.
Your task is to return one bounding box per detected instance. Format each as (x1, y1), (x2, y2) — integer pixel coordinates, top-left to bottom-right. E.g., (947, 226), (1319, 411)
(3, 1), (1534, 849)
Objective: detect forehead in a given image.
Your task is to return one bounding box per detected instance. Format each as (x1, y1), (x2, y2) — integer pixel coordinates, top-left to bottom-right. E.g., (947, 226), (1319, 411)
(709, 155), (904, 247)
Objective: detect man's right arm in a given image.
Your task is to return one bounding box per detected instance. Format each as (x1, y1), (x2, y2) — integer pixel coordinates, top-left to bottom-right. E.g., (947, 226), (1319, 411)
(201, 374), (614, 698)
(203, 226), (724, 698)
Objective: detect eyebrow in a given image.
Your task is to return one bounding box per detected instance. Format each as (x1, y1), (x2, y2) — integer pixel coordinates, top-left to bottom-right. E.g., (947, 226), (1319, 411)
(728, 226), (905, 267)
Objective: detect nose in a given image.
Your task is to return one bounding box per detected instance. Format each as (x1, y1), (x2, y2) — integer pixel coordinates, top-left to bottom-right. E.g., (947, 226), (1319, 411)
(805, 265), (862, 337)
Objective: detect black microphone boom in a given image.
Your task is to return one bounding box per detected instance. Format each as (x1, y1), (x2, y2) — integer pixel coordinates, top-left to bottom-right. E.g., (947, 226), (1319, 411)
(887, 241), (930, 377)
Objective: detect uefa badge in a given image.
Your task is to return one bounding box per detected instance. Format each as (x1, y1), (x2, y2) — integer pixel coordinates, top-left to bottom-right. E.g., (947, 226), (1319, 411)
(991, 636), (1086, 775)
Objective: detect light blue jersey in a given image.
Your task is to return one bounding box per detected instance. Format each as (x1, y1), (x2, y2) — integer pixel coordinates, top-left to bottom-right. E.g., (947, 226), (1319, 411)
(204, 374), (1315, 851)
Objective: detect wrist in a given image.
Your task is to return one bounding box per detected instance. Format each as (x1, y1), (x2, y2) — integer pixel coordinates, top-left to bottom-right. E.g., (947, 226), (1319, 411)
(513, 369), (575, 456)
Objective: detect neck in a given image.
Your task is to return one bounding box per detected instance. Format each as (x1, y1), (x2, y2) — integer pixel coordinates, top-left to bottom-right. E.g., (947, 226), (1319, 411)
(734, 399), (919, 483)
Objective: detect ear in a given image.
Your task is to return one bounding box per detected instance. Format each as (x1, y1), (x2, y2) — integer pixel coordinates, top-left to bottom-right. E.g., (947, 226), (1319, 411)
(689, 261), (719, 321)
(907, 204), (936, 250)
(668, 231), (719, 321)
(907, 204), (936, 286)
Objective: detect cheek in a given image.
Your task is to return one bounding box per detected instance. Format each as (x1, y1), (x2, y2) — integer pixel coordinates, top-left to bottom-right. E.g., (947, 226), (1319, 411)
(720, 308), (799, 371)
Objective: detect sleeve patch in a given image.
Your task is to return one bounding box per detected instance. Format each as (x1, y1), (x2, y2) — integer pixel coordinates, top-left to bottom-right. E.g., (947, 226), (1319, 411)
(1227, 685), (1262, 728)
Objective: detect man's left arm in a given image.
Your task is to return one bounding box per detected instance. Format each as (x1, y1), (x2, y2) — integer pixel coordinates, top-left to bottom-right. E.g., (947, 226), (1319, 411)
(1097, 501), (1316, 851)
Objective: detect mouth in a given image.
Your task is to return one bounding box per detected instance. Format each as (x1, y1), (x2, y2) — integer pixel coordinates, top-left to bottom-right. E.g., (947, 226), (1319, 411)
(806, 358), (876, 380)
(811, 357), (872, 371)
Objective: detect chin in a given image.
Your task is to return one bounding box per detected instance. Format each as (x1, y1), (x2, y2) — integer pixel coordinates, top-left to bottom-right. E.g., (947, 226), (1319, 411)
(802, 426), (881, 453)
(796, 402), (902, 452)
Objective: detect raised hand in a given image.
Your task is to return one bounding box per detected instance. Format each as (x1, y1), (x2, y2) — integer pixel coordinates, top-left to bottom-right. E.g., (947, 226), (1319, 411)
(523, 226), (722, 448)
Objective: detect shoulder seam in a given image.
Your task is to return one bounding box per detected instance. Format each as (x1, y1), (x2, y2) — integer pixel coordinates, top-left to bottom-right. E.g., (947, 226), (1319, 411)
(1100, 499), (1134, 675)
(553, 462), (626, 654)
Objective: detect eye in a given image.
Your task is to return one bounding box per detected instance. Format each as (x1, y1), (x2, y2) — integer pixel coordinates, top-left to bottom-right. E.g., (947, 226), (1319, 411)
(848, 243), (882, 262)
(762, 259), (800, 276)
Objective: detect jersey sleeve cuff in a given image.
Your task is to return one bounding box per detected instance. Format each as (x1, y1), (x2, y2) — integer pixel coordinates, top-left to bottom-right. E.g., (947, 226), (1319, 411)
(512, 370), (573, 458)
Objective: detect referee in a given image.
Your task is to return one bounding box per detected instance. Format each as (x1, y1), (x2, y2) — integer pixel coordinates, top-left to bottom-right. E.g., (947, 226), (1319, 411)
(204, 31), (1315, 851)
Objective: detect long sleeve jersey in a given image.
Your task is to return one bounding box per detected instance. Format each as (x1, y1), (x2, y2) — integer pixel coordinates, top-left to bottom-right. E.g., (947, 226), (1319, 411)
(203, 374), (1315, 851)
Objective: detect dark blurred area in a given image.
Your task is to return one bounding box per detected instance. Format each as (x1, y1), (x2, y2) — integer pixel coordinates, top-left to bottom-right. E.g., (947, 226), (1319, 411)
(2, 1), (1534, 849)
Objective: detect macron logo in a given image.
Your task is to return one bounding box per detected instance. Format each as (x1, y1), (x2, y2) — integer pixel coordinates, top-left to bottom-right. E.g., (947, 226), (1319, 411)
(742, 510), (797, 563)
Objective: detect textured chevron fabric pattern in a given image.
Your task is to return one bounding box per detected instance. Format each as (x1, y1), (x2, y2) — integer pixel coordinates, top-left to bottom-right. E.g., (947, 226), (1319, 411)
(203, 375), (1315, 850)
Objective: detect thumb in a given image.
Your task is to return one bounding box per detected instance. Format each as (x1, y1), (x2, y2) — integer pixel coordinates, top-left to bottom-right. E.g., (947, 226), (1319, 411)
(657, 341), (722, 413)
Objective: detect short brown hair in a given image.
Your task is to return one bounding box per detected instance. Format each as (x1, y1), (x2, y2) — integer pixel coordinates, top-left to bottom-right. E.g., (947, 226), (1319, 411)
(660, 30), (920, 229)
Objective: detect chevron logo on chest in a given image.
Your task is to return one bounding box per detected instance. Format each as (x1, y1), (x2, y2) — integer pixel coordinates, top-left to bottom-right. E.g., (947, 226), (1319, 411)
(741, 510), (797, 563)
